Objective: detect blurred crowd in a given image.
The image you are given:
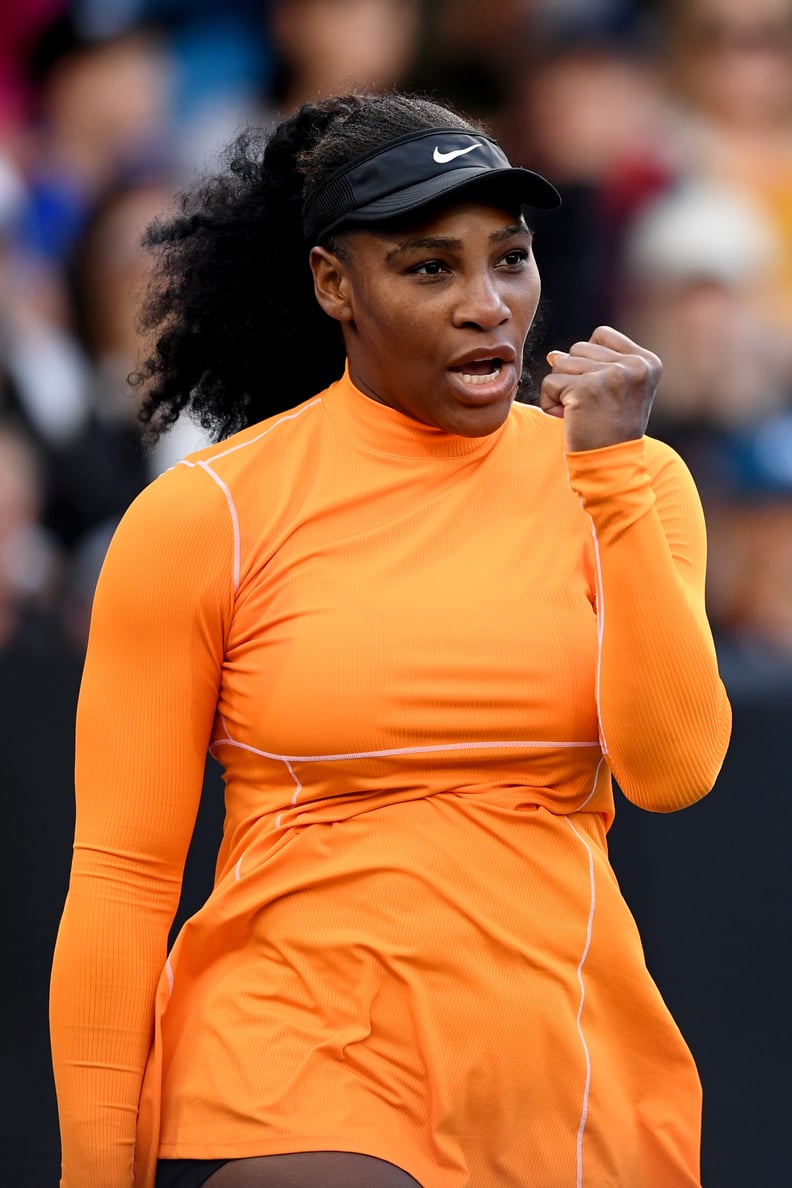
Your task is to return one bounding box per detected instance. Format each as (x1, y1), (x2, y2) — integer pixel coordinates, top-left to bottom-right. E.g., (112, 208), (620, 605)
(3, 4), (792, 1180)
(2, 0), (792, 683)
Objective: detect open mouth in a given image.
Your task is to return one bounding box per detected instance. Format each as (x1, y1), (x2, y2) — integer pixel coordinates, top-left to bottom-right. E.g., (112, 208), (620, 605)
(450, 358), (504, 386)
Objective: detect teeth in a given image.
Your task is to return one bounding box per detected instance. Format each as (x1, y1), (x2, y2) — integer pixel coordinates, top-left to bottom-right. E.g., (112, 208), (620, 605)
(459, 364), (502, 385)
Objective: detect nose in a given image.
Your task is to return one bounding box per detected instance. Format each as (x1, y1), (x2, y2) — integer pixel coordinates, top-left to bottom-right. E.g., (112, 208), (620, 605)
(452, 272), (510, 330)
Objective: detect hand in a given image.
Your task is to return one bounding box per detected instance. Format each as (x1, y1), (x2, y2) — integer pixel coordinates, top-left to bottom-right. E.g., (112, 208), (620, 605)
(540, 326), (662, 453)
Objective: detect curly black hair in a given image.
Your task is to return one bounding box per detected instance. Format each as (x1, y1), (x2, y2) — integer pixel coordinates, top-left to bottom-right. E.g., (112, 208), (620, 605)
(131, 92), (485, 442)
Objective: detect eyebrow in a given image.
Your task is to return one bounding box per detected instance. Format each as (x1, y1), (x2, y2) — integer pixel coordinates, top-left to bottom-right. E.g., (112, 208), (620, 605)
(385, 223), (531, 261)
(491, 223), (532, 243)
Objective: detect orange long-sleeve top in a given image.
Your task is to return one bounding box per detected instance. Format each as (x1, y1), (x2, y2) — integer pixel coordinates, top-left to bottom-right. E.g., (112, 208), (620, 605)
(50, 367), (731, 1188)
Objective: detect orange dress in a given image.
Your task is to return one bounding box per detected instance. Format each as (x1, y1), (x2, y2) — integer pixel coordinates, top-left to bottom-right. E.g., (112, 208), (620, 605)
(50, 367), (731, 1188)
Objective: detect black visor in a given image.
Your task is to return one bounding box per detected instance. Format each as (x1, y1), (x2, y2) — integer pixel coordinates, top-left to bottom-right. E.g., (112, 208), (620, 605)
(302, 127), (561, 246)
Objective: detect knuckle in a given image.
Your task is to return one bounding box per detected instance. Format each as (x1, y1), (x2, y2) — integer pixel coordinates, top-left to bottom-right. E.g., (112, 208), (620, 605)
(603, 362), (626, 392)
(628, 353), (659, 387)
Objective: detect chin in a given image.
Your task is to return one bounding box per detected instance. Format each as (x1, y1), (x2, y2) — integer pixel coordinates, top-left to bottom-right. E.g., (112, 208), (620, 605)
(447, 399), (514, 438)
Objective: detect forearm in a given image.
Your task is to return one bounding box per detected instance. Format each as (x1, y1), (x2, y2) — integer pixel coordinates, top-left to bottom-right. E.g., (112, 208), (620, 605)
(50, 851), (181, 1186)
(592, 502), (730, 808)
(49, 461), (231, 1184)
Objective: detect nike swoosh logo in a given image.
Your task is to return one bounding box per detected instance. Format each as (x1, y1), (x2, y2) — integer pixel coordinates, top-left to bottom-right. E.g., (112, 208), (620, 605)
(433, 143), (482, 164)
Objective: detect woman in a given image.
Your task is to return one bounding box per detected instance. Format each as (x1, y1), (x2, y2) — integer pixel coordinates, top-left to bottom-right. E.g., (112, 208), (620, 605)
(50, 92), (731, 1188)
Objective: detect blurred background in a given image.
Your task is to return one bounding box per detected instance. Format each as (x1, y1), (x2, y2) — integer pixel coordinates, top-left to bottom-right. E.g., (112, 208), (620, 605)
(1, 1), (790, 1183)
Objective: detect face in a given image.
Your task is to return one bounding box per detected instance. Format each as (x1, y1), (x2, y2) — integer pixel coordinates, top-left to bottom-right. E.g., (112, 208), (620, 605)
(674, 0), (792, 125)
(274, 0), (420, 95)
(311, 200), (542, 437)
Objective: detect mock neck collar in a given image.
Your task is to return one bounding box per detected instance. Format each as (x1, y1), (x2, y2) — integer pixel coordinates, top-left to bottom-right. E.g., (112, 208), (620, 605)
(322, 362), (509, 460)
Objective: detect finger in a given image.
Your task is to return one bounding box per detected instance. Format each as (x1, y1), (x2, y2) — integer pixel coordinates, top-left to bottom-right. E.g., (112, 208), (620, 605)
(539, 374), (566, 417)
(568, 341), (626, 362)
(551, 327), (661, 367)
(549, 347), (660, 394)
(546, 349), (613, 374)
(540, 370), (606, 414)
(588, 325), (660, 364)
(564, 341), (650, 369)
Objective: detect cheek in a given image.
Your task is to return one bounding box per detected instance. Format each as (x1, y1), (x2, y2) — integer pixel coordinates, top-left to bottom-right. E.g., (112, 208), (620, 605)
(521, 279), (541, 311)
(366, 302), (438, 357)
(511, 274), (541, 329)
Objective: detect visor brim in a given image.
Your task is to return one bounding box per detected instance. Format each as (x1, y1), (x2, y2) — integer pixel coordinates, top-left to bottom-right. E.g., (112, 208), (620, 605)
(320, 166), (561, 240)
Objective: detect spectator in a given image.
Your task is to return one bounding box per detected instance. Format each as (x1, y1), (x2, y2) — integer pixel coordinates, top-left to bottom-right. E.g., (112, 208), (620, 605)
(264, 0), (422, 116)
(499, 27), (671, 369)
(617, 179), (792, 675)
(656, 0), (792, 339)
(0, 424), (61, 646)
(16, 14), (173, 269)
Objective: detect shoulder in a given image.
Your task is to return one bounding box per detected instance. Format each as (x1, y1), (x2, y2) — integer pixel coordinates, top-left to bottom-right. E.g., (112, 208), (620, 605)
(99, 448), (239, 601)
(182, 394), (327, 482)
(120, 393), (326, 527)
(115, 393), (329, 587)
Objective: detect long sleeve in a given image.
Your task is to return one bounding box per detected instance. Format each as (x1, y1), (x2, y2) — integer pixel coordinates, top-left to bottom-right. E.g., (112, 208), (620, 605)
(49, 464), (234, 1187)
(565, 436), (731, 811)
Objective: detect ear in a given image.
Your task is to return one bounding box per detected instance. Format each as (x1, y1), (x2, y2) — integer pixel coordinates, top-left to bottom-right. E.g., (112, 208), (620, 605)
(310, 246), (354, 323)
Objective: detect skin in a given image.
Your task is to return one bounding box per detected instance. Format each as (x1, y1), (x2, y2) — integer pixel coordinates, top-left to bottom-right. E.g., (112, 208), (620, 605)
(311, 198), (661, 451)
(311, 199), (540, 438)
(201, 208), (664, 1188)
(204, 1151), (421, 1186)
(543, 326), (662, 452)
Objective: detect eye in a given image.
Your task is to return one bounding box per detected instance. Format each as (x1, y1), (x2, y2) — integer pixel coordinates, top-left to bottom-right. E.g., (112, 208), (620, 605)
(410, 259), (449, 276)
(498, 248), (530, 269)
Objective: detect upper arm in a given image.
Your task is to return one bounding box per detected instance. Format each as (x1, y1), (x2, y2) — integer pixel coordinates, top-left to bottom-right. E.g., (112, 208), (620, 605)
(567, 435), (730, 810)
(645, 438), (711, 615)
(74, 464), (235, 870)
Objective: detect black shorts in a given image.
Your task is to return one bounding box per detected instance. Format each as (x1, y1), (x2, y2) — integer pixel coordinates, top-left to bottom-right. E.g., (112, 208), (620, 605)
(155, 1160), (231, 1188)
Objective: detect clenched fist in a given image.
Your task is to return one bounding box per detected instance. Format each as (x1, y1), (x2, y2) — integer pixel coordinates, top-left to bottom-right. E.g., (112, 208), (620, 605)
(541, 326), (662, 453)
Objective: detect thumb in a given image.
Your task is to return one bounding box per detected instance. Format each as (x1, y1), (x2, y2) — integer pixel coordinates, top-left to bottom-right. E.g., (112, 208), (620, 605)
(540, 356), (567, 418)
